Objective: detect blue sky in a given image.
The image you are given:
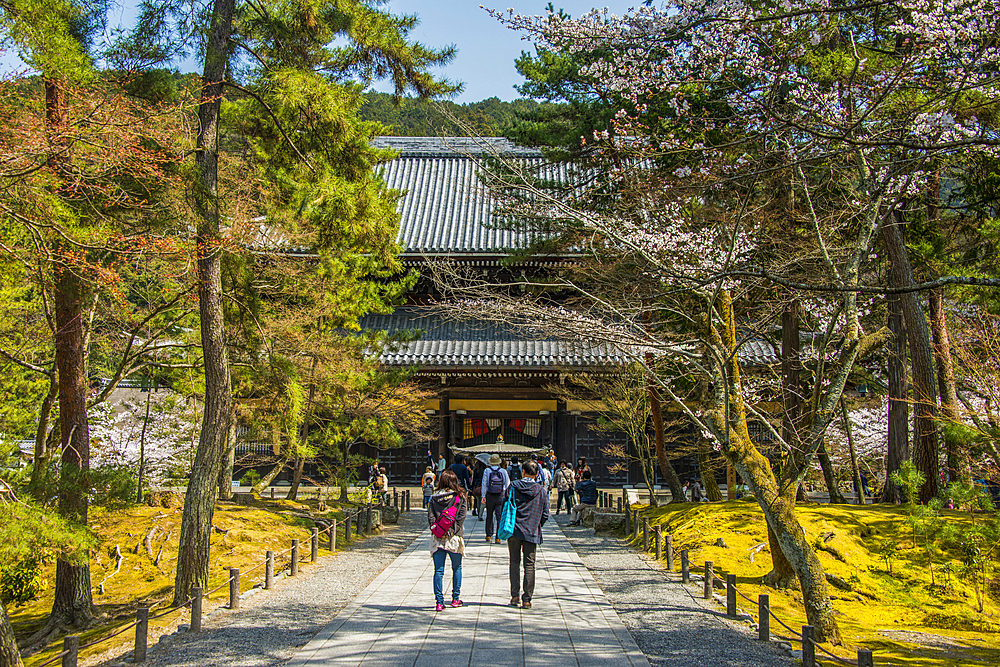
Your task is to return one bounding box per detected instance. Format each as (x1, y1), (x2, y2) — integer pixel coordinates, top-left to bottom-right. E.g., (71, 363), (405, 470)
(0, 1), (640, 103)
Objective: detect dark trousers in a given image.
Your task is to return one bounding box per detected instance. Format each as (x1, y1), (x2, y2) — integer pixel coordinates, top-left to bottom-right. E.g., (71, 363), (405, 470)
(508, 536), (537, 602)
(556, 490), (574, 513)
(485, 492), (502, 537)
(471, 493), (482, 516)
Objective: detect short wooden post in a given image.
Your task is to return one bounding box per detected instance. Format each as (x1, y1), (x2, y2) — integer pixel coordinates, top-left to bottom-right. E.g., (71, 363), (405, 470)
(229, 568), (240, 609)
(857, 648), (873, 667)
(191, 587), (203, 633)
(311, 527), (319, 562)
(704, 561), (713, 599)
(633, 512), (640, 540)
(802, 626), (815, 667)
(665, 535), (674, 570)
(617, 497), (622, 513)
(681, 549), (690, 583)
(624, 507), (631, 534)
(393, 488), (398, 508)
(329, 521), (337, 551)
(135, 607), (149, 662)
(270, 487), (274, 500)
(265, 551), (274, 589)
(62, 635), (79, 667)
(758, 594), (769, 641)
(727, 574), (737, 617)
(406, 490), (411, 511)
(356, 511), (362, 537)
(344, 515), (351, 543)
(655, 525), (663, 560)
(290, 540), (299, 576)
(642, 518), (649, 550)
(365, 505), (372, 534)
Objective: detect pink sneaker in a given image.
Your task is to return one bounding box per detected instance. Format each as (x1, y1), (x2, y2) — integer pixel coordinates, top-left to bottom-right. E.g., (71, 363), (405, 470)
(450, 599), (463, 608)
(435, 603), (445, 612)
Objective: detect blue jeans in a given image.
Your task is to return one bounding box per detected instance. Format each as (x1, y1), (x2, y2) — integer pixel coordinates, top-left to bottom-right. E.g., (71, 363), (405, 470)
(432, 548), (462, 604)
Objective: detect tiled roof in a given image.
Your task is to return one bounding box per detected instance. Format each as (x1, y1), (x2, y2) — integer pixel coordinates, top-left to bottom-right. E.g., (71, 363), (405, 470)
(360, 307), (779, 370)
(361, 307), (625, 370)
(372, 137), (564, 254)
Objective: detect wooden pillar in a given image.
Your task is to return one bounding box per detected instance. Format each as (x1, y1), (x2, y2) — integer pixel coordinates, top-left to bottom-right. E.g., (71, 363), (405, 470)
(727, 463), (737, 501)
(438, 396), (450, 460)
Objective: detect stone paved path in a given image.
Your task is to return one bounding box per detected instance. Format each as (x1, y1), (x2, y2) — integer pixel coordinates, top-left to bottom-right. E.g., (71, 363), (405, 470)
(287, 513), (649, 667)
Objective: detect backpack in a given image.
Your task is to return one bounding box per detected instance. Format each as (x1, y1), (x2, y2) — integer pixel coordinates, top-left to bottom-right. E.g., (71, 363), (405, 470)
(497, 489), (516, 540)
(431, 495), (461, 538)
(486, 468), (505, 494)
(507, 464), (522, 482)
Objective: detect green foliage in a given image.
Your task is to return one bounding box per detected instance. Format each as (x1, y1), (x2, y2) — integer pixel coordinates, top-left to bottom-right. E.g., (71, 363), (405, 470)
(357, 91), (540, 136)
(0, 494), (94, 605)
(240, 469), (261, 487)
(89, 463), (146, 509)
(941, 481), (1000, 613)
(890, 461), (944, 583)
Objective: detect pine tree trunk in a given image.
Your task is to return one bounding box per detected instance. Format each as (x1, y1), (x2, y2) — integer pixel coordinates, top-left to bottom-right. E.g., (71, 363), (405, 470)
(817, 440), (848, 503)
(882, 214), (938, 503)
(0, 601), (23, 667)
(286, 457), (305, 501)
(929, 287), (968, 481)
(173, 0), (235, 608)
(841, 398), (866, 505)
(51, 254), (93, 628)
(698, 441), (724, 502)
(646, 359), (686, 502)
(882, 292), (909, 504)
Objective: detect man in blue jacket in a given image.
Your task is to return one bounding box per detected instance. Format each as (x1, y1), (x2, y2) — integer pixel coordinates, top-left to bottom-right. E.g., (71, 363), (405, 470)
(503, 460), (549, 609)
(568, 470), (598, 526)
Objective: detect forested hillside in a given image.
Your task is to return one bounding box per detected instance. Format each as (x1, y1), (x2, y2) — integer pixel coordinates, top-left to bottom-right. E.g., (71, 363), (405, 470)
(358, 91), (546, 137)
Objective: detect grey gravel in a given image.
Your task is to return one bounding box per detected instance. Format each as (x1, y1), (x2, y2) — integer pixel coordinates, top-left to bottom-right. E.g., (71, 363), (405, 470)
(554, 515), (794, 667)
(95, 510), (426, 667)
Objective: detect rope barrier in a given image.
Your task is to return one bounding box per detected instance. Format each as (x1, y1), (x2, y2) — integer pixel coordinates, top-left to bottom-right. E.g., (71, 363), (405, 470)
(148, 596), (195, 621)
(203, 573), (235, 597)
(77, 620), (140, 649)
(812, 638), (859, 665)
(35, 649), (71, 667)
(241, 558), (268, 577)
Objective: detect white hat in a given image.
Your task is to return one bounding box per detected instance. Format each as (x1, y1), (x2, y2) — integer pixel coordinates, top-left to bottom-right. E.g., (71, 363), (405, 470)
(488, 453), (501, 465)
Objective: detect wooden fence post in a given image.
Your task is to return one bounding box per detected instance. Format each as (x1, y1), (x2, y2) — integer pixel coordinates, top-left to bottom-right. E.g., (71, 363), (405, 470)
(655, 525), (662, 560)
(365, 505), (372, 534)
(406, 490), (411, 511)
(311, 527), (319, 562)
(802, 626), (815, 667)
(62, 635), (79, 667)
(229, 568), (240, 609)
(624, 507), (631, 534)
(344, 515), (351, 544)
(356, 511), (362, 537)
(617, 497), (622, 513)
(135, 607), (149, 662)
(727, 574), (737, 617)
(265, 551), (274, 589)
(191, 588), (203, 633)
(291, 540), (299, 576)
(642, 518), (649, 551)
(758, 594), (769, 641)
(665, 535), (674, 570)
(393, 489), (398, 508)
(681, 549), (690, 583)
(633, 513), (640, 541)
(704, 561), (713, 599)
(330, 520), (337, 551)
(857, 649), (873, 667)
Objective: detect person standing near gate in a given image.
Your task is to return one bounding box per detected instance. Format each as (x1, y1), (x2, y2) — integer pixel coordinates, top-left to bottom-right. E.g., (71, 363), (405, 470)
(481, 454), (510, 543)
(504, 460), (549, 609)
(552, 461), (575, 514)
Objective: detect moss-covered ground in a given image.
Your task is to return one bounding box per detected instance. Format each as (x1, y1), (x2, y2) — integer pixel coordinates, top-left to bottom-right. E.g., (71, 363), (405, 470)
(11, 495), (368, 667)
(632, 501), (1000, 666)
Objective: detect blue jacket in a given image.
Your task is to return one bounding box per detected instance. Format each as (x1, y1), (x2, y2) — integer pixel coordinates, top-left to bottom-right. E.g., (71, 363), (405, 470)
(576, 479), (598, 505)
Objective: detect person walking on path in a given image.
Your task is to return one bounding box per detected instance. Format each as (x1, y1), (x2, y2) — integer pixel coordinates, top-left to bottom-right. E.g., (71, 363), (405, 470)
(449, 454), (472, 491)
(690, 479), (703, 502)
(427, 470), (467, 611)
(436, 454), (447, 480)
(421, 467), (436, 508)
(504, 460), (549, 609)
(552, 460), (575, 514)
(568, 470), (598, 526)
(471, 460), (484, 519)
(482, 454), (510, 543)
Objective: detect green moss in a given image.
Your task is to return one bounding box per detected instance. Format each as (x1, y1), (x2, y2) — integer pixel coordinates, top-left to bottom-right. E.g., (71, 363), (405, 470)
(633, 502), (1000, 666)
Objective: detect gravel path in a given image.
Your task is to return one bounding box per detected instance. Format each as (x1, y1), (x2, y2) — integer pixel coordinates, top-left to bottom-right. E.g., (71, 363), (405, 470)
(99, 510), (427, 667)
(554, 515), (794, 667)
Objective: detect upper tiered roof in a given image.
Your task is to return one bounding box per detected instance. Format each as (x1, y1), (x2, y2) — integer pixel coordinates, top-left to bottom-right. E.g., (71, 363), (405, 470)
(372, 136), (564, 255)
